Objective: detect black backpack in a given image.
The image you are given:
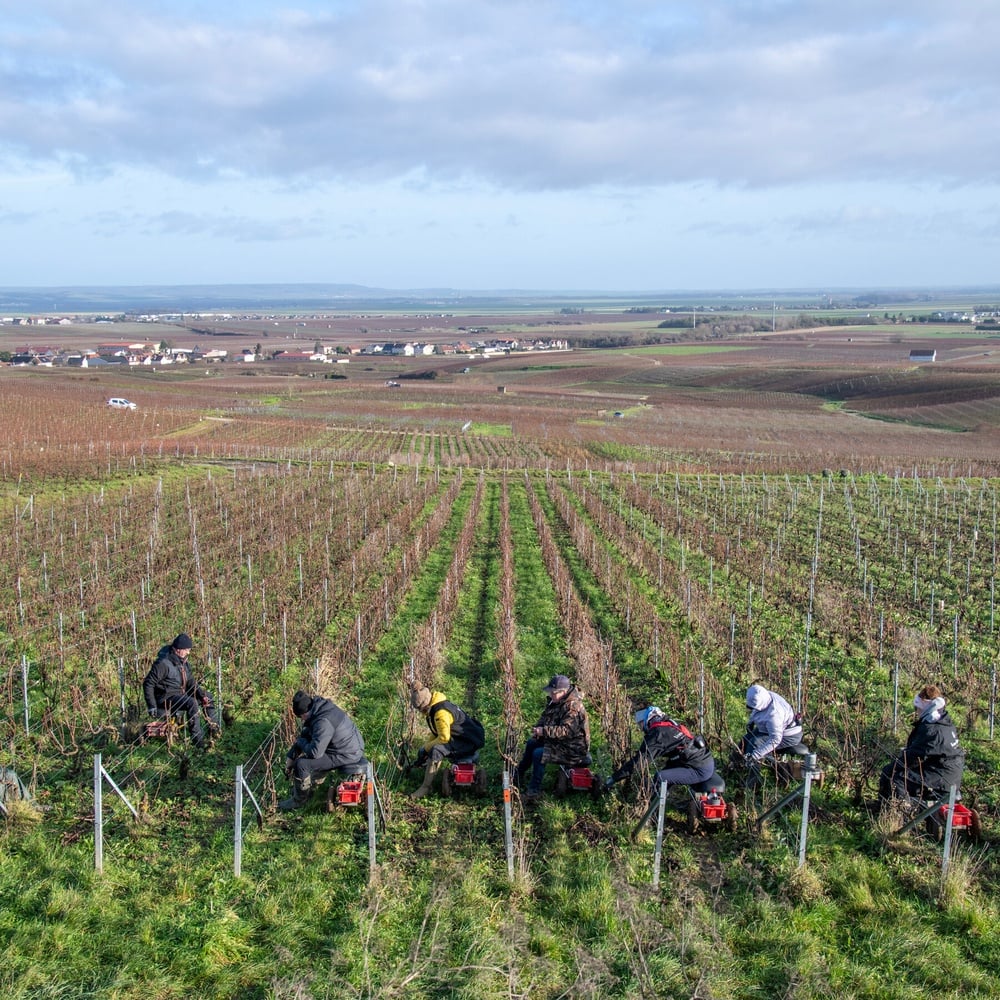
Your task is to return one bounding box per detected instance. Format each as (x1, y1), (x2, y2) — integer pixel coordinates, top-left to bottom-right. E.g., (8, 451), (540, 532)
(460, 713), (486, 749)
(432, 700), (485, 749)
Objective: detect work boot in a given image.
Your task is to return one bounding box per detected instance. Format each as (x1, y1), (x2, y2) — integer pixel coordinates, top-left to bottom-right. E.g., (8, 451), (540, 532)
(411, 760), (441, 799)
(279, 777), (313, 811)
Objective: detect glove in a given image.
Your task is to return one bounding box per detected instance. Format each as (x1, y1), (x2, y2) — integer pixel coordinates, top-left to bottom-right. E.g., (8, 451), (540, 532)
(744, 753), (758, 768)
(148, 707), (162, 718)
(283, 756), (294, 779)
(198, 694), (211, 708)
(604, 777), (615, 790)
(415, 748), (429, 768)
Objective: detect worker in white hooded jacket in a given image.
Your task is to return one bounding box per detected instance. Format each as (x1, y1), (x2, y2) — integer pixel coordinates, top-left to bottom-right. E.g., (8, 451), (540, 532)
(740, 683), (804, 762)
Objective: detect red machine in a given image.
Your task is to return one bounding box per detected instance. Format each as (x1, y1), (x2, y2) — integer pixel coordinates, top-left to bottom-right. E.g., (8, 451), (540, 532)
(555, 763), (603, 799)
(630, 776), (737, 842)
(142, 718), (179, 745)
(926, 801), (982, 841)
(327, 775), (367, 810)
(440, 759), (488, 797)
(687, 786), (738, 833)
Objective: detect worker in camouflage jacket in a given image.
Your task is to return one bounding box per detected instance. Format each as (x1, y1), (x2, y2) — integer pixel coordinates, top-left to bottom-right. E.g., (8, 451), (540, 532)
(280, 690), (368, 811)
(142, 632), (219, 750)
(515, 675), (591, 801)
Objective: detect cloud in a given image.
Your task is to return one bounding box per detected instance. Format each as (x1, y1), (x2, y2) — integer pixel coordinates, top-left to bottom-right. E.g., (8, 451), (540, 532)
(2, 0), (998, 192)
(86, 206), (329, 241)
(0, 205), (38, 224)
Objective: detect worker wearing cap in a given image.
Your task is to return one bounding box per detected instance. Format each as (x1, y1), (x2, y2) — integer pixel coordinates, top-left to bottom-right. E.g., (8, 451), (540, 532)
(280, 690), (368, 811)
(142, 632), (219, 750)
(607, 706), (715, 793)
(515, 675), (590, 802)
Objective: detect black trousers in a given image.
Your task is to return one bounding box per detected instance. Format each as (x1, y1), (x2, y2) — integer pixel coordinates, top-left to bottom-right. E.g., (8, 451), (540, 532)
(428, 735), (481, 763)
(161, 692), (218, 746)
(292, 754), (368, 785)
(879, 757), (959, 803)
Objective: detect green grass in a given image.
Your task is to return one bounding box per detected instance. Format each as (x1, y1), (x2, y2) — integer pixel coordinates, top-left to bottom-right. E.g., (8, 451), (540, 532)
(469, 422), (512, 437)
(5, 451), (1000, 997)
(7, 790), (999, 999)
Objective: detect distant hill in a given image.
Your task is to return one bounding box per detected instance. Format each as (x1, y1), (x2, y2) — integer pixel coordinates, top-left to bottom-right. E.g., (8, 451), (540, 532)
(2, 283), (999, 315)
(0, 283), (449, 314)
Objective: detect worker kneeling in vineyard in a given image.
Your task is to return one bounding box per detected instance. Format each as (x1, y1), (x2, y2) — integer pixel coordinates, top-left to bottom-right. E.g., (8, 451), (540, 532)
(143, 632), (220, 750)
(736, 683), (804, 769)
(280, 691), (368, 811)
(606, 706), (715, 795)
(515, 674), (591, 803)
(879, 684), (965, 808)
(409, 685), (486, 798)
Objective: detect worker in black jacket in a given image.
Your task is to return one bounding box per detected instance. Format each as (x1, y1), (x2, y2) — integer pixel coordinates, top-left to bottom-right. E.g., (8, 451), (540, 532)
(607, 706), (715, 793)
(280, 690), (368, 810)
(142, 633), (219, 749)
(879, 684), (965, 805)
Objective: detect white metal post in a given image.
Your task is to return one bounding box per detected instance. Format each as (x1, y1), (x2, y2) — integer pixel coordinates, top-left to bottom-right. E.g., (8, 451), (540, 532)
(797, 758), (816, 868)
(118, 658), (126, 724)
(652, 780), (668, 887)
(216, 657), (223, 730)
(366, 763), (376, 877)
(893, 662), (900, 733)
(234, 765), (244, 877)
(21, 655), (29, 736)
(941, 785), (958, 878)
(94, 754), (103, 874)
(503, 771), (514, 881)
(990, 664), (997, 741)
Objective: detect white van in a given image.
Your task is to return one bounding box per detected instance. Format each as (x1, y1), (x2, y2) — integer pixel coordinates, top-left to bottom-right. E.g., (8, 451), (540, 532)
(106, 397), (137, 410)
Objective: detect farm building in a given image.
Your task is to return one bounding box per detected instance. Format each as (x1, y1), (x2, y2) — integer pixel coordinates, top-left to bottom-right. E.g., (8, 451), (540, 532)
(909, 348), (937, 362)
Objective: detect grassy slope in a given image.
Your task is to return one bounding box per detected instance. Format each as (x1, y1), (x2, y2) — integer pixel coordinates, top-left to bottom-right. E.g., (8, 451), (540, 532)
(2, 459), (1000, 997)
(5, 767), (999, 999)
(2, 485), (999, 1000)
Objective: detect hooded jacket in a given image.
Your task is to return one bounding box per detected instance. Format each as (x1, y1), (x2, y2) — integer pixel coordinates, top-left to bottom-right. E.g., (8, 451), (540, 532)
(535, 684), (591, 765)
(900, 702), (964, 792)
(746, 686), (802, 760)
(290, 696), (366, 767)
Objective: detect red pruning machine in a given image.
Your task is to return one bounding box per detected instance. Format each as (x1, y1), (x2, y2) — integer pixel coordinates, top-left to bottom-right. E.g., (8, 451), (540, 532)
(555, 757), (603, 799)
(925, 801), (982, 841)
(440, 756), (488, 797)
(687, 782), (738, 834)
(630, 770), (737, 841)
(142, 718), (180, 745)
(326, 774), (368, 811)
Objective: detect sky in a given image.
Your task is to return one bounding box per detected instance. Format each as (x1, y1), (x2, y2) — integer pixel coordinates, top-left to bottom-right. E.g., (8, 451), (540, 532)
(2, 0), (999, 292)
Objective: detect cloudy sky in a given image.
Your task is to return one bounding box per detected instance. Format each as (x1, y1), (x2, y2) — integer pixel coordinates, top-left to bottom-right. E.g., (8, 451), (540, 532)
(2, 0), (998, 291)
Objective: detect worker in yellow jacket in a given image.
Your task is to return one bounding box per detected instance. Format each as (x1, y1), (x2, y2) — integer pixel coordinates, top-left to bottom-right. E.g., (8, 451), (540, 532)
(409, 686), (485, 799)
